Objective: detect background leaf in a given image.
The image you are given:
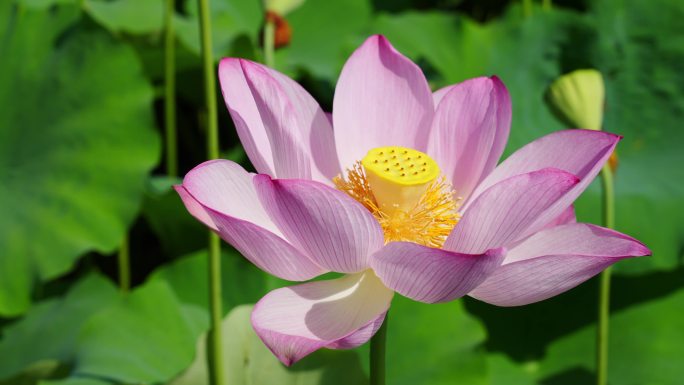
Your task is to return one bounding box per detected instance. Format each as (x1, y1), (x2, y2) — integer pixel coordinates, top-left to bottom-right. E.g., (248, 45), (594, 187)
(0, 274), (117, 384)
(83, 0), (164, 35)
(141, 176), (207, 258)
(39, 379), (112, 385)
(73, 280), (200, 384)
(175, 0), (262, 58)
(536, 286), (684, 385)
(280, 0), (372, 80)
(380, 297), (490, 385)
(0, 3), (160, 316)
(150, 248), (268, 313)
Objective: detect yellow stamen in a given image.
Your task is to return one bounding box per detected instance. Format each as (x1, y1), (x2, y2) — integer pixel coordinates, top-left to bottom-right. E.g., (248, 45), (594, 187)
(334, 147), (461, 248)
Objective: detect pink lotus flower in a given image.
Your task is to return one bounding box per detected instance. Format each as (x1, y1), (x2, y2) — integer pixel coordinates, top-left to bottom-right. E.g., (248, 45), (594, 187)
(176, 35), (649, 366)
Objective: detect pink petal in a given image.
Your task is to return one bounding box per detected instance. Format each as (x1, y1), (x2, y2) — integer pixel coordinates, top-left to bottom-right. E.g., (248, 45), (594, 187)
(218, 59), (274, 176)
(370, 242), (506, 303)
(427, 76), (511, 200)
(465, 129), (620, 229)
(178, 160), (325, 280)
(502, 205), (577, 251)
(239, 61), (311, 180)
(175, 185), (218, 231)
(333, 35), (434, 169)
(325, 312), (387, 349)
(181, 160), (277, 233)
(544, 205), (577, 229)
(469, 223), (651, 306)
(218, 58), (339, 183)
(254, 175), (384, 273)
(432, 84), (456, 107)
(251, 271), (394, 366)
(445, 169), (580, 254)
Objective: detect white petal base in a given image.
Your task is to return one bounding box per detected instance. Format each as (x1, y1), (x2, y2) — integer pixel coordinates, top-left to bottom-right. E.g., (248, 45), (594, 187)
(251, 270), (394, 365)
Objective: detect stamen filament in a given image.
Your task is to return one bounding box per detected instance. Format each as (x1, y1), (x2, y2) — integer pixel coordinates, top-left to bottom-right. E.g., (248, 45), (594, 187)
(334, 160), (461, 248)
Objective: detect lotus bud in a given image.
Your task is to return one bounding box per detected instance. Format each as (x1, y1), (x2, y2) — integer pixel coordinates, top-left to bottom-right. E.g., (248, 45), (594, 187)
(263, 0), (305, 16)
(546, 69), (605, 131)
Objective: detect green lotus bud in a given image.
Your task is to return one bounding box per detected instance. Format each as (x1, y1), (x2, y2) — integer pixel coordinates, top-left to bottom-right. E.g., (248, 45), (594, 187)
(264, 0), (305, 16)
(546, 69), (605, 131)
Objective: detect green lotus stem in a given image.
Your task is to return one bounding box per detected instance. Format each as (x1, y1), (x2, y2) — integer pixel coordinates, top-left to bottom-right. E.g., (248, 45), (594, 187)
(370, 314), (388, 385)
(164, 0), (177, 177)
(542, 0), (552, 11)
(198, 0), (223, 384)
(207, 231), (223, 385)
(596, 163), (615, 385)
(117, 235), (130, 293)
(264, 18), (276, 68)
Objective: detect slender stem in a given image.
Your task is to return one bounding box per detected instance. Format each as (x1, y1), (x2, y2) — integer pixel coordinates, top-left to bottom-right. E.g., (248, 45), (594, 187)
(117, 235), (130, 293)
(207, 232), (223, 384)
(199, 1), (219, 161)
(164, 0), (177, 177)
(542, 0), (552, 11)
(198, 0), (223, 384)
(370, 314), (388, 385)
(263, 18), (276, 68)
(599, 164), (615, 233)
(596, 164), (615, 385)
(522, 0), (533, 17)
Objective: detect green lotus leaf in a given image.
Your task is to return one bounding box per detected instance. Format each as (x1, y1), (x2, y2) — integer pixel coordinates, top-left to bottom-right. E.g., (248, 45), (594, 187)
(0, 3), (160, 315)
(83, 0), (164, 35)
(537, 286), (684, 384)
(362, 297), (489, 385)
(0, 274), (118, 383)
(280, 0), (372, 80)
(150, 248), (268, 312)
(141, 176), (207, 258)
(73, 280), (199, 384)
(39, 379), (112, 385)
(175, 0), (262, 58)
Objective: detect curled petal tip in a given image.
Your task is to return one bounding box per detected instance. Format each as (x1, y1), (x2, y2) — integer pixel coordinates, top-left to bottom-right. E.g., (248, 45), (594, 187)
(252, 172), (273, 184)
(218, 57), (237, 67)
(238, 57), (265, 75)
(631, 239), (652, 257)
(369, 33), (388, 42)
(361, 34), (397, 54)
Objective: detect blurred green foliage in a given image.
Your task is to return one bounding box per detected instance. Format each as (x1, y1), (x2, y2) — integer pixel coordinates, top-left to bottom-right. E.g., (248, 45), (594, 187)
(1, 0), (682, 384)
(0, 2), (159, 316)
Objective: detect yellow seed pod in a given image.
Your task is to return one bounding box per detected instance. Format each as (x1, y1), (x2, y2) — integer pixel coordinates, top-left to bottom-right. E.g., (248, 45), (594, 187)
(361, 146), (440, 213)
(547, 69), (605, 131)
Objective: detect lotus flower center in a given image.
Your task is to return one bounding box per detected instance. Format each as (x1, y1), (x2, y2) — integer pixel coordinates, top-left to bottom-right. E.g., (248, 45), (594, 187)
(361, 146), (440, 213)
(334, 146), (460, 248)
